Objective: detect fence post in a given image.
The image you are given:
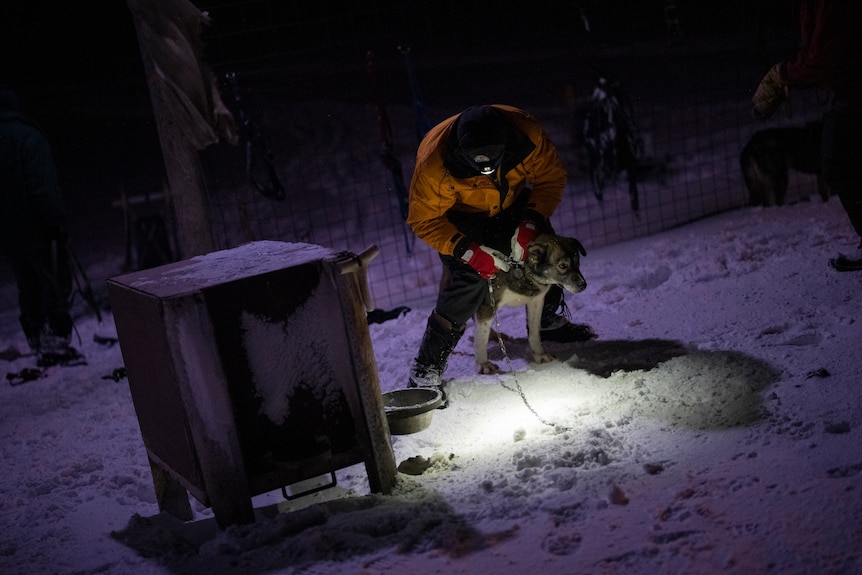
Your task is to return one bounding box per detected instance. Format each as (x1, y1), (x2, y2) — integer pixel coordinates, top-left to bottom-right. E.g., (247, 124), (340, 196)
(127, 0), (217, 260)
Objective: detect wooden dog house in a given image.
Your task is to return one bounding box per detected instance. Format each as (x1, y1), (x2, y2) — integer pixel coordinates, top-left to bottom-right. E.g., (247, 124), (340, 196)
(106, 240), (396, 528)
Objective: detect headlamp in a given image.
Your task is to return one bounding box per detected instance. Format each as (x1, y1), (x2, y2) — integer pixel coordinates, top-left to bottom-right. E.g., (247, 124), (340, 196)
(464, 144), (505, 175)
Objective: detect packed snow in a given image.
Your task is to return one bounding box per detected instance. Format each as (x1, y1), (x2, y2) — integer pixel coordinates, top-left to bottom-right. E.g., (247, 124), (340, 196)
(1, 197), (860, 575)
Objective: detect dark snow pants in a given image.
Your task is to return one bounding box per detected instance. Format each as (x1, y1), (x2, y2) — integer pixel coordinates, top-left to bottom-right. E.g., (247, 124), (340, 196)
(5, 239), (73, 346)
(822, 104), (862, 240)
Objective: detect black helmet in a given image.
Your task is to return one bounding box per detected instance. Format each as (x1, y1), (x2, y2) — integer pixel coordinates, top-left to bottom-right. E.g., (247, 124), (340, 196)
(456, 105), (507, 175)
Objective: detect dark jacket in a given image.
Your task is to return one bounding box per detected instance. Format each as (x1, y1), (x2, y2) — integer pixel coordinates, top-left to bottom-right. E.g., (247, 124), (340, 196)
(779, 0), (862, 105)
(0, 111), (67, 254)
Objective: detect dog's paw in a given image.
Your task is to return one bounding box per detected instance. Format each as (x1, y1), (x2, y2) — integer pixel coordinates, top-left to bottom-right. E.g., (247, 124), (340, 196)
(477, 361), (501, 375)
(532, 352), (555, 364)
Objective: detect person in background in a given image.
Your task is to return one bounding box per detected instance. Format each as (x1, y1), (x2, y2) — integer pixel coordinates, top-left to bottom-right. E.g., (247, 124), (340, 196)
(406, 104), (595, 402)
(751, 0), (862, 271)
(0, 84), (78, 362)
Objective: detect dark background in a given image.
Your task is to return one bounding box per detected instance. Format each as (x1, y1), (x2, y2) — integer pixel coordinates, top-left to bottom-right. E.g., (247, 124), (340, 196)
(0, 1), (801, 304)
(2, 1), (797, 98)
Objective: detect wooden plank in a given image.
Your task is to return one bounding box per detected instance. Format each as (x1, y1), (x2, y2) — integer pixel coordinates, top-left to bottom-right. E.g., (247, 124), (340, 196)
(128, 4), (216, 260)
(327, 252), (397, 495)
(163, 296), (255, 528)
(149, 458), (193, 521)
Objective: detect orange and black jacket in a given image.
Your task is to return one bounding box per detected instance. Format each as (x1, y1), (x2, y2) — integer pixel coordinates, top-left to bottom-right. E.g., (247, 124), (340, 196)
(406, 104), (567, 258)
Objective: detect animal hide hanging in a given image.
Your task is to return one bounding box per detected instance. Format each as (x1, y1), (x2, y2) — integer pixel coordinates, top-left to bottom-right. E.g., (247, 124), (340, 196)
(127, 0), (237, 149)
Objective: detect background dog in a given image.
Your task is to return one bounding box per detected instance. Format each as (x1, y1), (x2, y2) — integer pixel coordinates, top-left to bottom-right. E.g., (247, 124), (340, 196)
(472, 234), (588, 374)
(740, 120), (828, 206)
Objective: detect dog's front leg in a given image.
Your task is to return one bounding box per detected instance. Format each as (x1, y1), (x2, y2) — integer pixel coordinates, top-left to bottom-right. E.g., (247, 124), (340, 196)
(526, 299), (554, 364)
(473, 316), (500, 374)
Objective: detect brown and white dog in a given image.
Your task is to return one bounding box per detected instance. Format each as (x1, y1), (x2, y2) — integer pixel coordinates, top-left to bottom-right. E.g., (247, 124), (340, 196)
(473, 234), (588, 374)
(740, 121), (828, 206)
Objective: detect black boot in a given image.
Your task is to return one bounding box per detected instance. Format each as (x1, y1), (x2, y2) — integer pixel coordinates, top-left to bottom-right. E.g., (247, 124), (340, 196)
(20, 317), (43, 354)
(828, 239), (862, 272)
(539, 285), (597, 342)
(408, 311), (465, 404)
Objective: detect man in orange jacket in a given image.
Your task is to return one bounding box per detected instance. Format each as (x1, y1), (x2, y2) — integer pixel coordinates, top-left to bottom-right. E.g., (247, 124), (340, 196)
(406, 104), (595, 399)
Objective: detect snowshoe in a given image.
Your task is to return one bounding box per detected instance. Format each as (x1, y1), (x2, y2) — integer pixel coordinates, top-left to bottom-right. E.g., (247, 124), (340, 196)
(6, 367), (42, 386)
(37, 347), (87, 368)
(828, 254), (862, 272)
(0, 346), (25, 362)
(367, 306), (411, 324)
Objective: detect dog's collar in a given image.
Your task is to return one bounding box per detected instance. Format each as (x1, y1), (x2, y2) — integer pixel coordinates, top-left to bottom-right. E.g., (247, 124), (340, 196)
(506, 259), (526, 279)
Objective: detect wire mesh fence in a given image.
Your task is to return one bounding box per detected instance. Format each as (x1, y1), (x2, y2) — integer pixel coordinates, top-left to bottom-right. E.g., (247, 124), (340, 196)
(192, 1), (829, 310)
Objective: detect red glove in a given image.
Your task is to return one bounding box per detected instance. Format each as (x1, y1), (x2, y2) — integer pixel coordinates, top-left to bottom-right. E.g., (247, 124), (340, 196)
(510, 221), (538, 262)
(461, 243), (510, 279)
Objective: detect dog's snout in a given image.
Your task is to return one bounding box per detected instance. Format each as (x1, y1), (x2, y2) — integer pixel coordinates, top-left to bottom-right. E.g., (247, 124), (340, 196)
(562, 273), (587, 294)
(575, 275), (587, 292)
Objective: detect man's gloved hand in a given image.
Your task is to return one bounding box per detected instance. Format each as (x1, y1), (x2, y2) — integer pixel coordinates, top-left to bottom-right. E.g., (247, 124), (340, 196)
(510, 220), (539, 262)
(752, 64), (790, 120)
(461, 243), (510, 279)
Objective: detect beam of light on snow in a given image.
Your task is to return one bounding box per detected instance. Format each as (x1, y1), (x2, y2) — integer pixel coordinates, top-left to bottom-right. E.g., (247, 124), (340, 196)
(455, 382), (589, 457)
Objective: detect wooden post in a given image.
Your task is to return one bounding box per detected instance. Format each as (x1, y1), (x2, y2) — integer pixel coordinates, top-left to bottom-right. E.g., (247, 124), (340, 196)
(328, 248), (398, 495)
(128, 7), (216, 260)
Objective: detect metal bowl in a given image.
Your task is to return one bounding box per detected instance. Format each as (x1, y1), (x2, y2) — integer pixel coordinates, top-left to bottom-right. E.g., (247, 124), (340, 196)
(382, 388), (443, 435)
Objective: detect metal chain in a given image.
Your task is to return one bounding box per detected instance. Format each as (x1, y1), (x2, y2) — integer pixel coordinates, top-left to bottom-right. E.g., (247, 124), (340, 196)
(487, 282), (570, 431)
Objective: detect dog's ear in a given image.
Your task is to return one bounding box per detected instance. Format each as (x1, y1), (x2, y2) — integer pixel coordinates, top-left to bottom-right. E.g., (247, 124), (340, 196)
(560, 236), (587, 257)
(525, 240), (549, 264)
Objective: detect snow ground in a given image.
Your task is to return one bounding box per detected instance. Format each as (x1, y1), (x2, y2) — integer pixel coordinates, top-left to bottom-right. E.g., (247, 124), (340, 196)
(1, 197), (860, 575)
